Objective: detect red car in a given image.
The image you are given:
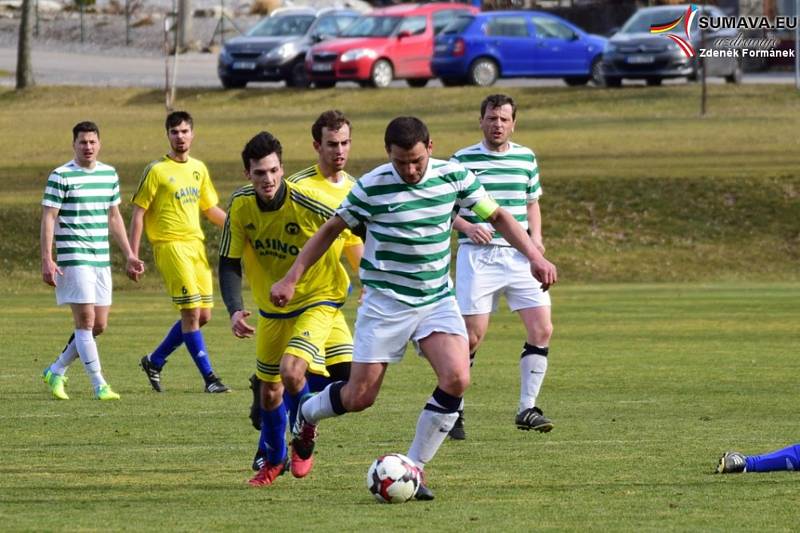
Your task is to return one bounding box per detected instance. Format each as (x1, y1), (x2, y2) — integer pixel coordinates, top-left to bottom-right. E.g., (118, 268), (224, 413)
(306, 3), (478, 88)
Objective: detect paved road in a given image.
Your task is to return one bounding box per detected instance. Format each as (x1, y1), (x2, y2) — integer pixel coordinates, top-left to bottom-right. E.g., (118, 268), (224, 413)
(1, 46), (796, 89)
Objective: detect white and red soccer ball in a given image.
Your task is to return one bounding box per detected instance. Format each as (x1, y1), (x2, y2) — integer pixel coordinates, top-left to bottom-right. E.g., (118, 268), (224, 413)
(366, 453), (421, 504)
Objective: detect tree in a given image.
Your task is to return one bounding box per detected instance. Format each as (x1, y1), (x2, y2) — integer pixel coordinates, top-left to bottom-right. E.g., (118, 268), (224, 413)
(16, 0), (35, 89)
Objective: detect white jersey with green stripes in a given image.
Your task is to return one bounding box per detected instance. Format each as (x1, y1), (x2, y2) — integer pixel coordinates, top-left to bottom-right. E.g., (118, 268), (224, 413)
(41, 160), (121, 267)
(336, 157), (490, 308)
(451, 141), (541, 246)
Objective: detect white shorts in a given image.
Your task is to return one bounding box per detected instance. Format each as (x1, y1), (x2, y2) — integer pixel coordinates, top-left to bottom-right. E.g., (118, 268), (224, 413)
(55, 265), (112, 306)
(352, 288), (467, 364)
(455, 244), (551, 315)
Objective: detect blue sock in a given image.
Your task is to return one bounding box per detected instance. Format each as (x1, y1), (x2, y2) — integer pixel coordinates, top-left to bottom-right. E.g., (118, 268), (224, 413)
(306, 373), (331, 393)
(149, 320), (183, 368)
(259, 404), (288, 466)
(746, 443), (800, 472)
(284, 382), (310, 430)
(182, 330), (213, 378)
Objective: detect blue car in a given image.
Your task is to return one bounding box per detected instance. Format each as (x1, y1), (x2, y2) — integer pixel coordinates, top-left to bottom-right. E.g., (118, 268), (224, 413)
(432, 11), (607, 87)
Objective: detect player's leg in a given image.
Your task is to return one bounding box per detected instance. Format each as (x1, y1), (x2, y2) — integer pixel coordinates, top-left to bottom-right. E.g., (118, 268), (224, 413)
(250, 378), (289, 487)
(728, 444), (800, 473)
(306, 309), (353, 394)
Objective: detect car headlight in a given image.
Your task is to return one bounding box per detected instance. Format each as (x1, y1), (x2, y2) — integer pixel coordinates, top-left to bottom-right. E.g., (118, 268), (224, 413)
(265, 43), (297, 61)
(340, 48), (378, 62)
(219, 46), (233, 62)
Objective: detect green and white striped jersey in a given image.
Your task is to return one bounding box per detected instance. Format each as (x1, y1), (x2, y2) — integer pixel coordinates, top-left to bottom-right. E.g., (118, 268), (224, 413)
(336, 157), (490, 308)
(41, 160), (121, 267)
(451, 141), (541, 246)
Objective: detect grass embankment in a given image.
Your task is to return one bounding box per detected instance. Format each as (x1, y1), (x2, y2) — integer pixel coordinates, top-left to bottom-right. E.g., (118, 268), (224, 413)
(1, 84), (798, 288)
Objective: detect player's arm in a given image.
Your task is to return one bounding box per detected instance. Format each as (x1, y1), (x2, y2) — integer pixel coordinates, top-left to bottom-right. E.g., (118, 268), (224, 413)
(40, 206), (61, 287)
(203, 206), (227, 228)
(219, 255), (254, 338)
(128, 205), (146, 260)
(483, 202), (557, 291)
(527, 200), (544, 254)
(452, 215), (493, 245)
(343, 242), (363, 273)
(271, 215), (348, 307)
(108, 205), (145, 281)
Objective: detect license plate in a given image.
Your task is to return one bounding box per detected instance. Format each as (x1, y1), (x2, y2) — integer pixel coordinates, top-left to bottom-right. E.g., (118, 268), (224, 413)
(626, 54), (655, 64)
(311, 63), (333, 72)
(434, 44), (447, 53)
(233, 61), (256, 70)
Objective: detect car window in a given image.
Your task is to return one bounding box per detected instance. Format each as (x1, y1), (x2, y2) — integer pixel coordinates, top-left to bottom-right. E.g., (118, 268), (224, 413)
(343, 15), (402, 37)
(486, 16), (529, 37)
(440, 14), (474, 35)
(620, 9), (684, 34)
(433, 10), (463, 35)
(313, 15), (356, 37)
(398, 15), (427, 36)
(247, 14), (316, 37)
(532, 17), (575, 40)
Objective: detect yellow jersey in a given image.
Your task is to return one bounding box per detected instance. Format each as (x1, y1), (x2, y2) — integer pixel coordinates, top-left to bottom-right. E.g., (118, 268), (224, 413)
(286, 164), (361, 249)
(220, 181), (350, 317)
(132, 155), (219, 243)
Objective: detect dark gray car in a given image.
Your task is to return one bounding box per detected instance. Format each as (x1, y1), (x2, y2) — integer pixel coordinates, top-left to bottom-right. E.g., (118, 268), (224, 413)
(218, 7), (360, 89)
(602, 4), (742, 87)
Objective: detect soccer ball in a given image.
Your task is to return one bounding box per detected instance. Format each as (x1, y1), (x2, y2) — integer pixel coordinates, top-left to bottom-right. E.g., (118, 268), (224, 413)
(366, 453), (421, 504)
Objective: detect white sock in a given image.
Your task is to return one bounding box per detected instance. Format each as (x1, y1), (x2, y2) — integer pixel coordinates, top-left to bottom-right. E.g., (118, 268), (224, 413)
(519, 352), (548, 413)
(74, 329), (106, 389)
(407, 409), (459, 468)
(302, 383), (343, 424)
(50, 338), (79, 375)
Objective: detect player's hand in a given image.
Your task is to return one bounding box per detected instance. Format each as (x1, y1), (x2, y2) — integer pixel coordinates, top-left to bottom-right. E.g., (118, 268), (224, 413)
(465, 223), (493, 245)
(270, 278), (295, 308)
(231, 310), (255, 338)
(530, 257), (557, 292)
(126, 255), (145, 282)
(42, 259), (62, 287)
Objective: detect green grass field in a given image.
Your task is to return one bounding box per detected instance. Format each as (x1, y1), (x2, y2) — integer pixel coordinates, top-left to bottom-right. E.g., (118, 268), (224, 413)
(1, 84), (799, 530)
(2, 284), (799, 530)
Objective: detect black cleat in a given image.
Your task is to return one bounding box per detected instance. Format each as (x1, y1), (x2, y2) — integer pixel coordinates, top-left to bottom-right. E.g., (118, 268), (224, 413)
(291, 393), (317, 461)
(140, 355), (162, 392)
(204, 375), (231, 393)
(515, 406), (554, 433)
(448, 410), (466, 440)
(716, 451), (747, 474)
(252, 449), (268, 472)
(249, 374), (261, 430)
(414, 470), (434, 501)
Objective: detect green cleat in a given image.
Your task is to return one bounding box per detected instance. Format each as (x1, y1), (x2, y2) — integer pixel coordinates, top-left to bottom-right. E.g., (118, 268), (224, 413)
(42, 368), (69, 400)
(94, 384), (120, 401)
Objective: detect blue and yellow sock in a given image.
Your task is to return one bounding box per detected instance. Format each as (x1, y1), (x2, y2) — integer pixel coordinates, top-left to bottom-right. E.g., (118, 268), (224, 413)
(259, 403), (288, 466)
(182, 330), (213, 378)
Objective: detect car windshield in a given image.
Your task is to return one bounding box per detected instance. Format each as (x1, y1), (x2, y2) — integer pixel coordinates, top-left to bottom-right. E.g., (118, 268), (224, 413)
(247, 14), (316, 37)
(620, 9), (687, 34)
(342, 15), (402, 37)
(440, 15), (474, 35)
(309, 14), (357, 37)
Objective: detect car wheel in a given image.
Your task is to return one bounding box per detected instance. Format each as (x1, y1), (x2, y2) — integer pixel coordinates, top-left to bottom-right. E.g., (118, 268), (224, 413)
(604, 76), (622, 88)
(468, 58), (498, 87)
(370, 59), (393, 88)
(286, 62), (309, 88)
(440, 77), (466, 87)
(725, 63), (742, 84)
(646, 78), (662, 86)
(220, 77), (247, 89)
(590, 57), (604, 86)
(406, 78), (429, 88)
(313, 80), (336, 89)
(564, 77), (589, 86)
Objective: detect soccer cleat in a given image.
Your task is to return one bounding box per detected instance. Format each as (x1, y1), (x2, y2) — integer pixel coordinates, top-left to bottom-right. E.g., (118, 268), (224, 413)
(515, 406), (554, 433)
(204, 376), (231, 393)
(291, 393), (318, 472)
(249, 374), (261, 430)
(140, 355), (162, 392)
(252, 449), (268, 472)
(717, 451), (747, 474)
(42, 368), (69, 400)
(248, 457), (288, 487)
(414, 469), (434, 501)
(94, 384), (120, 401)
(448, 410), (466, 440)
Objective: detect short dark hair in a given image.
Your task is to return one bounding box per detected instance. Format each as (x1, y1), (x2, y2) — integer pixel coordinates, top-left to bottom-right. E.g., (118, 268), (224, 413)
(165, 111), (193, 131)
(241, 131), (283, 171)
(384, 116), (429, 151)
(311, 110), (351, 143)
(480, 94), (516, 120)
(72, 121), (99, 141)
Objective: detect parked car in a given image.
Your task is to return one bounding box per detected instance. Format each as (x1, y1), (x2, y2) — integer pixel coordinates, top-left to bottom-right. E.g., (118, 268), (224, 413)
(306, 2), (478, 88)
(602, 4), (741, 87)
(217, 7), (360, 89)
(432, 10), (606, 87)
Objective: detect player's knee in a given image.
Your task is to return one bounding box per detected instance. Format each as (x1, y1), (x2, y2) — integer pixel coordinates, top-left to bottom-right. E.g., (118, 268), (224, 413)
(280, 370), (305, 395)
(439, 370), (470, 397)
(92, 322), (107, 337)
(198, 309), (211, 327)
(530, 321), (553, 345)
